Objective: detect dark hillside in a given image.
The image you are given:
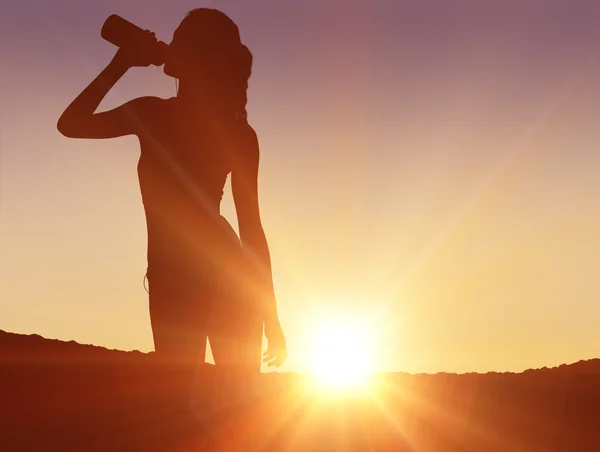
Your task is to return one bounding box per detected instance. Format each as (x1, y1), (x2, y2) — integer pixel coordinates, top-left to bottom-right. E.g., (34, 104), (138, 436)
(1, 330), (599, 452)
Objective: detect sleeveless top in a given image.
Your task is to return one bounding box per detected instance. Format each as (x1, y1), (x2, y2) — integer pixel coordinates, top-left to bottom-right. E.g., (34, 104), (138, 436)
(136, 97), (242, 287)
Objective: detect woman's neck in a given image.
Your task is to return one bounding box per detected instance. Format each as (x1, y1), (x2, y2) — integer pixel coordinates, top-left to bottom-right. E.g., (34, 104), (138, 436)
(176, 82), (234, 113)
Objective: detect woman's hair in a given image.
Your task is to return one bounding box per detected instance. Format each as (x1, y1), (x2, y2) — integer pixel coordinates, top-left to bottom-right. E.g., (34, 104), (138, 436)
(176, 8), (252, 123)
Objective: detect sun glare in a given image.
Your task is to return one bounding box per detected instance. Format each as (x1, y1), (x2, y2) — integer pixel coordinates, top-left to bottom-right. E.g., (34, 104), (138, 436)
(309, 321), (374, 389)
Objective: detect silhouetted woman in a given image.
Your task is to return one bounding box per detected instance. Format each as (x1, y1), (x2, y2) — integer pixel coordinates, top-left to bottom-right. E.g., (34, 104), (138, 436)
(57, 9), (287, 378)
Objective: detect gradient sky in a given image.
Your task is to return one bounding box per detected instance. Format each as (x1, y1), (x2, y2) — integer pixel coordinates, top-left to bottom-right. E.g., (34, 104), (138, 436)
(2, 0), (600, 374)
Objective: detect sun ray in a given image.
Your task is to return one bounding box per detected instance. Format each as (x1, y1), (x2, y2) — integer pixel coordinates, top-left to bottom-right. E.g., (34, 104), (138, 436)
(378, 51), (600, 313)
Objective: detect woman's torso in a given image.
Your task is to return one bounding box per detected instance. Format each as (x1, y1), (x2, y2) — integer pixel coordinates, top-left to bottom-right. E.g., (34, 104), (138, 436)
(135, 97), (242, 286)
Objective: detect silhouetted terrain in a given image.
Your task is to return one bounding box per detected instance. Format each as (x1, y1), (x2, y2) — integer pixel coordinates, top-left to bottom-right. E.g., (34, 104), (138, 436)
(1, 330), (599, 452)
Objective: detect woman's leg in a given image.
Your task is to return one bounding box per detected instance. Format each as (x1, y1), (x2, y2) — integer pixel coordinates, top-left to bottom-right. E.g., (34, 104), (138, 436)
(148, 278), (208, 365)
(207, 221), (263, 373)
(208, 298), (263, 373)
(207, 293), (263, 415)
(148, 274), (212, 423)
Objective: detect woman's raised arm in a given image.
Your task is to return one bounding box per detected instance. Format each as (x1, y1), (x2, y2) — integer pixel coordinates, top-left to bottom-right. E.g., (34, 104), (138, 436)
(58, 32), (159, 140)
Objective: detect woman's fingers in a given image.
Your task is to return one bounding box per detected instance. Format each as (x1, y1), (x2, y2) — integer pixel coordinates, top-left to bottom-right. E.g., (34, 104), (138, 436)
(262, 347), (288, 367)
(141, 30), (157, 42)
(262, 349), (275, 362)
(271, 351), (287, 367)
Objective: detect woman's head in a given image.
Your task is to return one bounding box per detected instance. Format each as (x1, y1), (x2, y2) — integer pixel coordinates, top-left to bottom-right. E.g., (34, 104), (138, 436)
(165, 8), (252, 121)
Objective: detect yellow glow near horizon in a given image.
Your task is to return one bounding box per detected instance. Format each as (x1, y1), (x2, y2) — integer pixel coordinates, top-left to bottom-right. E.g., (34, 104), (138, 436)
(309, 320), (374, 389)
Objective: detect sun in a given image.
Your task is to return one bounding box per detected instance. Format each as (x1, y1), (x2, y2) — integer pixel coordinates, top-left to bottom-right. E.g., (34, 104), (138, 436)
(309, 321), (374, 389)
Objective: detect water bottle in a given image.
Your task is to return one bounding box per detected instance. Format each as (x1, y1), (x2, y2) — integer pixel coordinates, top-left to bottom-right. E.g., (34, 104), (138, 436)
(101, 14), (168, 66)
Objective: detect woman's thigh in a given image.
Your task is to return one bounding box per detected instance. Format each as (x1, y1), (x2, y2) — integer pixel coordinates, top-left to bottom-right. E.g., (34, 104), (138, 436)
(209, 302), (263, 372)
(148, 278), (210, 366)
(206, 217), (264, 371)
(208, 262), (263, 371)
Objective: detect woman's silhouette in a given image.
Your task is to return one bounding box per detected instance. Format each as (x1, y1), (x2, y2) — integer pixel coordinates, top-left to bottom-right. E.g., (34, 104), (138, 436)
(57, 9), (287, 377)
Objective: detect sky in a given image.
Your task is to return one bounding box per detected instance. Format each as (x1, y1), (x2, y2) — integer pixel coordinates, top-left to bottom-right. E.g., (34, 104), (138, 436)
(1, 0), (600, 374)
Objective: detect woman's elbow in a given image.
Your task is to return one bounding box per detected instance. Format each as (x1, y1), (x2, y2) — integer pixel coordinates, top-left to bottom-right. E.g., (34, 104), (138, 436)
(57, 117), (90, 139)
(57, 116), (76, 138)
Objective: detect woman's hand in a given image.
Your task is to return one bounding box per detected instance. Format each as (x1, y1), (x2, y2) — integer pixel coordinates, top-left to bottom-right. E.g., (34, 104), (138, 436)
(112, 30), (161, 68)
(263, 318), (287, 367)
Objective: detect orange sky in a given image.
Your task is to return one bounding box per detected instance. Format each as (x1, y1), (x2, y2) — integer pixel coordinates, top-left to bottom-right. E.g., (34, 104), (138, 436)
(1, 0), (600, 373)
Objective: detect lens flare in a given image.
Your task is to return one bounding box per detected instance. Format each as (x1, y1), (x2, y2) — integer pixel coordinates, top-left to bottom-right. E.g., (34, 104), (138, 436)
(309, 321), (373, 389)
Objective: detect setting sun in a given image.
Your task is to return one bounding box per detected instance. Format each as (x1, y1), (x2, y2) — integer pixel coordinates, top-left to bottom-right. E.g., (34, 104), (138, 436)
(309, 321), (374, 389)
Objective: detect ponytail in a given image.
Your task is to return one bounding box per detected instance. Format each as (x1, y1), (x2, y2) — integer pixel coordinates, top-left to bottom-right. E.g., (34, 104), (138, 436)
(234, 44), (252, 124)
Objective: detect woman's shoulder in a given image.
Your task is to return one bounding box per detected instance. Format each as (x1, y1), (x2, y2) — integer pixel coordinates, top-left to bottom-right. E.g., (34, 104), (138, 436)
(231, 122), (259, 165)
(127, 96), (177, 126)
(130, 96), (175, 111)
(236, 121), (258, 146)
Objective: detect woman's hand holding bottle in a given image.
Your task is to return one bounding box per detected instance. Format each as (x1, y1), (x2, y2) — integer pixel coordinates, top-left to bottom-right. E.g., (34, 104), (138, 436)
(112, 30), (165, 69)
